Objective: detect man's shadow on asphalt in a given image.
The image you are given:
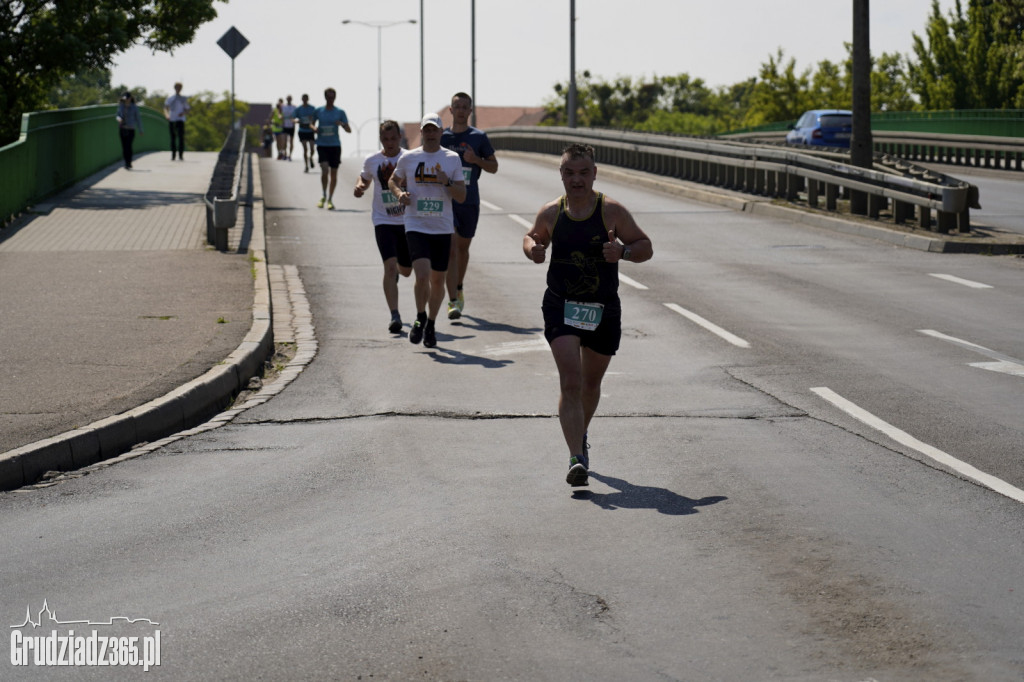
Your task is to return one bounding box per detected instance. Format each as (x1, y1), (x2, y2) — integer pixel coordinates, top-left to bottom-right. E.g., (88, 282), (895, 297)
(425, 344), (513, 369)
(454, 314), (543, 336)
(573, 472), (727, 516)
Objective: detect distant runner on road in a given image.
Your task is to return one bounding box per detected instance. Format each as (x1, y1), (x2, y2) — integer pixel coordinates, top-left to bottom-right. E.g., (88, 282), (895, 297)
(312, 87), (352, 210)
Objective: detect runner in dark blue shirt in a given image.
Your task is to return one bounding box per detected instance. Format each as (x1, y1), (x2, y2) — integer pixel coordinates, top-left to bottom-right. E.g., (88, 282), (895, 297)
(441, 92), (498, 320)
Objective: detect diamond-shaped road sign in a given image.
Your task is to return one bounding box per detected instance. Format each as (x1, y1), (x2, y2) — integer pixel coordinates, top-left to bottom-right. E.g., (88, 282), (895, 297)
(217, 27), (249, 59)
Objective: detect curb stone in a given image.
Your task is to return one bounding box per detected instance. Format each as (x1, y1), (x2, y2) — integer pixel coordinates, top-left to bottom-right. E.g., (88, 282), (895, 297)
(0, 156), (273, 492)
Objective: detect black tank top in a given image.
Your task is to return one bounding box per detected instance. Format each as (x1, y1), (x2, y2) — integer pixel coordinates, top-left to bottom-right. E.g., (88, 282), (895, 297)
(546, 193), (619, 305)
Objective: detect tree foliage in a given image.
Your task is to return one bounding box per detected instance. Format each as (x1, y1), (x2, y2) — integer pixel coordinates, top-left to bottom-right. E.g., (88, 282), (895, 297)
(141, 90), (249, 152)
(543, 0), (1024, 134)
(0, 0), (224, 144)
(906, 0), (1023, 108)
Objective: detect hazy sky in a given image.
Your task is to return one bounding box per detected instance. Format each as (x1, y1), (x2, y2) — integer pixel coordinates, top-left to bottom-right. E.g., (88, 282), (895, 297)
(111, 0), (954, 129)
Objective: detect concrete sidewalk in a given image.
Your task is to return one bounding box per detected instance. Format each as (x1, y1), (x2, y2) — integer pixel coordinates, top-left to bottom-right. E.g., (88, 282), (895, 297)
(0, 151), (272, 490)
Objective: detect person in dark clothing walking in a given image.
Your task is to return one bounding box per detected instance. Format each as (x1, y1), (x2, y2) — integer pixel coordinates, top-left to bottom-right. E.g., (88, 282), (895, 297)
(115, 92), (143, 169)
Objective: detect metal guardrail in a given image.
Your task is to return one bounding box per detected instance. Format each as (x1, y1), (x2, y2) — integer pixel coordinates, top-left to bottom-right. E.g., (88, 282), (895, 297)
(488, 126), (977, 234)
(0, 105), (169, 227)
(722, 129), (1024, 171)
(204, 128), (247, 251)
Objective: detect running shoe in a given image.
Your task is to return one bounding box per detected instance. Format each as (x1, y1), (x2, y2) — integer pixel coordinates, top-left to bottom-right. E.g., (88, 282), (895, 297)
(388, 316), (402, 334)
(566, 455), (589, 487)
(409, 320), (423, 344)
(457, 289), (465, 312)
(317, 197), (325, 208)
(423, 325), (437, 348)
(326, 200), (335, 210)
(447, 300), (461, 320)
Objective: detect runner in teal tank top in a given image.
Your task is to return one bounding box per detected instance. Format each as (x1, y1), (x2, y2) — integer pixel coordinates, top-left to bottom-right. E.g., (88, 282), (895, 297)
(523, 143), (653, 487)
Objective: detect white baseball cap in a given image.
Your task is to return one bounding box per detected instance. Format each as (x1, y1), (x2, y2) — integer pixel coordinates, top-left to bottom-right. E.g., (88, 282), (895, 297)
(420, 113), (443, 130)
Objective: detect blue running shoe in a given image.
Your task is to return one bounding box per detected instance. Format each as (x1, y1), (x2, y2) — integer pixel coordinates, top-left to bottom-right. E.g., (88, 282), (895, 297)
(566, 455), (588, 487)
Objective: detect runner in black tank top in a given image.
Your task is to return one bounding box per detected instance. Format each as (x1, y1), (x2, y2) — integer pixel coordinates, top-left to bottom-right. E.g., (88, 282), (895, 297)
(546, 193), (620, 308)
(523, 143), (653, 487)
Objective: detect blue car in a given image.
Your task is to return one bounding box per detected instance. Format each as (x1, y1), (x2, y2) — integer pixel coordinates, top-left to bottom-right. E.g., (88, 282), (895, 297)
(786, 109), (853, 148)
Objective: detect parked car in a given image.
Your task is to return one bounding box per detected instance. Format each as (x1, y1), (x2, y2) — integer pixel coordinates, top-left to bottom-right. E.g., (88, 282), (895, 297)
(786, 109), (853, 148)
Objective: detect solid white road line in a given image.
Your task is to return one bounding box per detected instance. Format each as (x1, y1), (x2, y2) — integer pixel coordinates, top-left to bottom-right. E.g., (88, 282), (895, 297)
(919, 329), (1024, 378)
(811, 387), (1024, 504)
(618, 273), (649, 290)
(508, 214), (533, 229)
(663, 303), (751, 348)
(928, 273), (993, 289)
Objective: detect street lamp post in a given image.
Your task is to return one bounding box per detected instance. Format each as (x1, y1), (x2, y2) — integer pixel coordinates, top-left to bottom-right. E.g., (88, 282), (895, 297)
(342, 19), (417, 129)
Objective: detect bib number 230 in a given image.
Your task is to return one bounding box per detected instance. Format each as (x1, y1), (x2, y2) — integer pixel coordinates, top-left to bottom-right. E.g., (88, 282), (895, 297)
(564, 300), (604, 331)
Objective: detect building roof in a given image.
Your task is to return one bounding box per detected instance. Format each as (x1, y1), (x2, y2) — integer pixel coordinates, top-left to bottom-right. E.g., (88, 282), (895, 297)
(403, 105), (547, 148)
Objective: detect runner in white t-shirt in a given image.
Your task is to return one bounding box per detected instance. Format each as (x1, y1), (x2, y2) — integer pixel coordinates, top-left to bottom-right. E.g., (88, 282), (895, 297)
(387, 113), (466, 349)
(281, 95), (297, 160)
(354, 120), (411, 335)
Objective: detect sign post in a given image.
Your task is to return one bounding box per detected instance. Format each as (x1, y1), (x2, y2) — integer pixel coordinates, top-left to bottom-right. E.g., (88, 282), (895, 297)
(217, 27), (249, 129)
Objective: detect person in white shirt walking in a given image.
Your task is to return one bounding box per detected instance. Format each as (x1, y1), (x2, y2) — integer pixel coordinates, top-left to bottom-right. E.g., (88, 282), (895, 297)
(163, 82), (190, 161)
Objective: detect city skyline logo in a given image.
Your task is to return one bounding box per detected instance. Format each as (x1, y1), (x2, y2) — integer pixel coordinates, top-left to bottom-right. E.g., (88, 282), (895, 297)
(11, 599), (160, 629)
(10, 599), (161, 671)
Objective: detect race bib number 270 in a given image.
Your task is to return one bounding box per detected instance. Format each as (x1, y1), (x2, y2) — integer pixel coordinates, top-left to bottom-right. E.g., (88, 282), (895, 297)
(564, 300), (604, 331)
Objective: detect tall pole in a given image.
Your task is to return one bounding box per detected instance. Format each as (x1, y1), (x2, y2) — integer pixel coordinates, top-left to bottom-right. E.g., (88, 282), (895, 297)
(342, 19), (416, 129)
(376, 25), (383, 128)
(850, 0), (873, 214)
(568, 0), (577, 128)
(420, 0), (425, 118)
(471, 0), (477, 127)
(230, 57), (236, 129)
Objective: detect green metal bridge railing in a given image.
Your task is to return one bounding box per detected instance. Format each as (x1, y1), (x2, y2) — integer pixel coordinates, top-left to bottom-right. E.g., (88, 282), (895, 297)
(0, 104), (170, 227)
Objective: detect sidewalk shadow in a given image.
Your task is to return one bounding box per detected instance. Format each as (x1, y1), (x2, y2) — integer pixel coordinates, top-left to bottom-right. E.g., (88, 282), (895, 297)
(455, 314), (542, 336)
(573, 471), (727, 516)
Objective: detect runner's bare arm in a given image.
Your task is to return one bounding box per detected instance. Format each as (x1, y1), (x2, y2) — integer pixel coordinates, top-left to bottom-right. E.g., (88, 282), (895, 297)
(602, 198), (653, 263)
(523, 201), (558, 263)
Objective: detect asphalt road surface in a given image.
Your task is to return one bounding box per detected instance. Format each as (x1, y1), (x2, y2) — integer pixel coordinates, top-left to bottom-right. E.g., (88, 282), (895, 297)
(2, 153), (1022, 681)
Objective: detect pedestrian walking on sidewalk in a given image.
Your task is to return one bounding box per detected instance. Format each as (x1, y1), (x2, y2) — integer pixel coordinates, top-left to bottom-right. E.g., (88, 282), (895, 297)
(388, 113), (466, 349)
(116, 92), (143, 170)
(312, 87), (351, 210)
(354, 120), (411, 334)
(163, 82), (190, 161)
(522, 143), (653, 487)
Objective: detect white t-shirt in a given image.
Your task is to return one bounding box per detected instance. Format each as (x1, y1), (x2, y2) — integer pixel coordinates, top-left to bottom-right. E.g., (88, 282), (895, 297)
(392, 147), (463, 235)
(281, 104), (296, 128)
(360, 149), (406, 226)
(164, 94), (190, 122)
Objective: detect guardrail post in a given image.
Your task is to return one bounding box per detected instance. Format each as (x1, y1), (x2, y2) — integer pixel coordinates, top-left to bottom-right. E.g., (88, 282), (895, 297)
(957, 209), (971, 233)
(807, 179), (819, 207)
(868, 193), (884, 219)
(785, 173), (801, 200)
(825, 183), (838, 211)
(893, 200), (912, 224)
(919, 206), (932, 231)
(936, 211), (955, 234)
